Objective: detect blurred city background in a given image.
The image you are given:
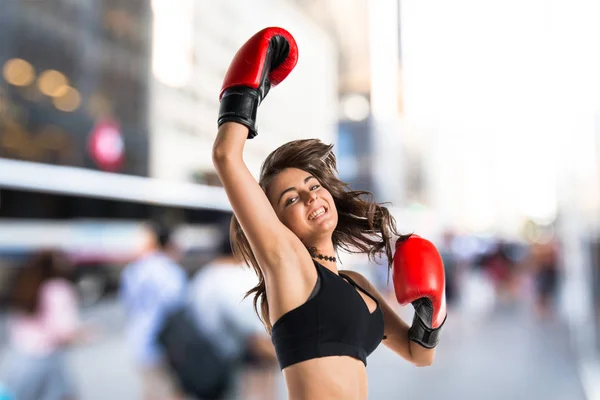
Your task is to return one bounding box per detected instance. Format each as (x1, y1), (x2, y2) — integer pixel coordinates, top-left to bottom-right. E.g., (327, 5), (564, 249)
(0, 0), (599, 399)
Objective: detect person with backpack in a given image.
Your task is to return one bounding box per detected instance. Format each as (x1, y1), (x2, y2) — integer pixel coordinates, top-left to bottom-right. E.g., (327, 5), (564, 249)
(120, 223), (187, 400)
(186, 218), (278, 400)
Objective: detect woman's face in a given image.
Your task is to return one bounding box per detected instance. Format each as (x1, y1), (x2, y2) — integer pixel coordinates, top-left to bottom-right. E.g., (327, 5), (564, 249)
(267, 168), (338, 244)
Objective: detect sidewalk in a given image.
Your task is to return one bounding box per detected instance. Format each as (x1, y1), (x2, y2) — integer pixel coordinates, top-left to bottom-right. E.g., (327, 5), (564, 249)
(0, 295), (592, 400)
(367, 304), (587, 400)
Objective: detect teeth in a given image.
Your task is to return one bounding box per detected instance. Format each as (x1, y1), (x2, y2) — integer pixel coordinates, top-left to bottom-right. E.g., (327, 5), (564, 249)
(309, 207), (326, 220)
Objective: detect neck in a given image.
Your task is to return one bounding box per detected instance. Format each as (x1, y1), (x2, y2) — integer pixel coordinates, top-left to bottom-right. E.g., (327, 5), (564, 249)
(307, 242), (337, 266)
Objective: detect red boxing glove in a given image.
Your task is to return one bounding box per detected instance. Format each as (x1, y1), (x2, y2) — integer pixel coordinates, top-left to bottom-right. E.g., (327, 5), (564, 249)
(218, 27), (299, 138)
(393, 234), (447, 348)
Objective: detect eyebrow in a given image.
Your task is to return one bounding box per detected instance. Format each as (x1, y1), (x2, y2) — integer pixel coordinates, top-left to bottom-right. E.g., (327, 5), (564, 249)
(278, 175), (316, 204)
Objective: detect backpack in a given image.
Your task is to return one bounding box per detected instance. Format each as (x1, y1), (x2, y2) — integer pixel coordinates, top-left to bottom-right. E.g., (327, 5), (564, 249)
(157, 304), (235, 400)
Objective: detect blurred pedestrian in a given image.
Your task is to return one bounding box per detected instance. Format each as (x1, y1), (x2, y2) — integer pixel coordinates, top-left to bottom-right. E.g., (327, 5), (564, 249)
(531, 238), (561, 320)
(2, 250), (91, 400)
(189, 218), (278, 400)
(479, 240), (517, 307)
(439, 230), (461, 308)
(120, 223), (187, 400)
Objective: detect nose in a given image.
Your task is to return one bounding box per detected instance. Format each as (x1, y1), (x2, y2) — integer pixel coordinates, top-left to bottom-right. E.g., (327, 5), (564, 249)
(305, 190), (317, 204)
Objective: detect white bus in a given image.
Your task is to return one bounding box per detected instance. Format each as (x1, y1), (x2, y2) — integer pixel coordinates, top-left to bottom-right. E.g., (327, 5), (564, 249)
(0, 159), (232, 306)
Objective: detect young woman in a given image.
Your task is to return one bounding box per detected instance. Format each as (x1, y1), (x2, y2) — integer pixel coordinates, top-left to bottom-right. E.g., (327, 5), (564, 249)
(213, 27), (446, 400)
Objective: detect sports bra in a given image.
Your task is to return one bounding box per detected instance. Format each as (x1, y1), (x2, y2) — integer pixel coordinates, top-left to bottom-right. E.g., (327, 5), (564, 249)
(271, 261), (385, 370)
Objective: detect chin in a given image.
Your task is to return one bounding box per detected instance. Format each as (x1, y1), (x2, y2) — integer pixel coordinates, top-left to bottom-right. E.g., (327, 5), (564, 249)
(314, 218), (338, 236)
(324, 217), (338, 231)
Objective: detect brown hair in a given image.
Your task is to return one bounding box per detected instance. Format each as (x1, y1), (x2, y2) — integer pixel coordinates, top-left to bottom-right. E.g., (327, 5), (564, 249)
(230, 139), (409, 333)
(9, 250), (71, 314)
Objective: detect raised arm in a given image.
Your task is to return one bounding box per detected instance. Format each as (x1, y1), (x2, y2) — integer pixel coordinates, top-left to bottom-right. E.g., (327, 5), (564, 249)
(212, 28), (301, 270)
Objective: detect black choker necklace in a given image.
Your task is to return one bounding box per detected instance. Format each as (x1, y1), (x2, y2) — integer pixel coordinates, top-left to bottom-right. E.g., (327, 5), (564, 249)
(308, 247), (336, 263)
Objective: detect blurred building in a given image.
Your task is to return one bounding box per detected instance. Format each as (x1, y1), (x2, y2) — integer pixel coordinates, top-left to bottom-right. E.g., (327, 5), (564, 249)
(0, 0), (165, 221)
(550, 0), (600, 371)
(0, 0), (152, 176)
(0, 0), (339, 306)
(337, 118), (373, 192)
(299, 0), (408, 205)
(149, 0), (338, 182)
(0, 0), (340, 219)
(398, 1), (600, 391)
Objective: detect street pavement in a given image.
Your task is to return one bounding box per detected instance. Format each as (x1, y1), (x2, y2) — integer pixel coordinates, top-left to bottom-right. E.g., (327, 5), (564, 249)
(0, 293), (588, 399)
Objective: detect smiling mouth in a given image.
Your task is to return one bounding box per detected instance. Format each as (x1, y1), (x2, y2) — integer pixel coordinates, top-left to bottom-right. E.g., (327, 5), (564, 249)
(308, 206), (328, 221)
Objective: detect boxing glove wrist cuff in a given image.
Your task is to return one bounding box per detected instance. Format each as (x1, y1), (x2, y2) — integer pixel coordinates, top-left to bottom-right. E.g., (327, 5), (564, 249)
(218, 87), (260, 139)
(408, 313), (447, 349)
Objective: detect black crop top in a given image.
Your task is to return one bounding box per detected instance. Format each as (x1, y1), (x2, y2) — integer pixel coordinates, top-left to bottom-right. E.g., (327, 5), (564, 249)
(271, 261), (385, 370)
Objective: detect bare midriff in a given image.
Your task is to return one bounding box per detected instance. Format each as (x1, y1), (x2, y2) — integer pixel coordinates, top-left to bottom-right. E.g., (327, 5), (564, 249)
(282, 356), (369, 400)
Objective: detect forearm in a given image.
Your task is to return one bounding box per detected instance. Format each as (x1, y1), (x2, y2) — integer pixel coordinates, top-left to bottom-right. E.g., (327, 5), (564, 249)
(409, 341), (435, 367)
(212, 122), (250, 162)
(382, 328), (437, 367)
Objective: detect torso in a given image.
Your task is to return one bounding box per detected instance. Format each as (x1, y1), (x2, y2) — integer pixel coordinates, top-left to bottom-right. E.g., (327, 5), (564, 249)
(283, 356), (369, 400)
(264, 260), (383, 400)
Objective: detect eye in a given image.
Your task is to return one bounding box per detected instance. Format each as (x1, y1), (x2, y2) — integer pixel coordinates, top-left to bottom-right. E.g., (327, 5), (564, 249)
(310, 184), (320, 190)
(285, 197), (298, 206)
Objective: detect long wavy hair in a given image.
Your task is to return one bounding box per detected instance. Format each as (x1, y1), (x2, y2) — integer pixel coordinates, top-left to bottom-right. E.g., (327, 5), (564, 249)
(230, 139), (408, 333)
